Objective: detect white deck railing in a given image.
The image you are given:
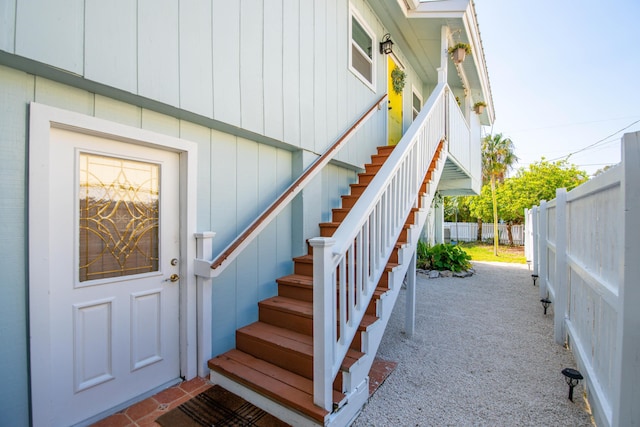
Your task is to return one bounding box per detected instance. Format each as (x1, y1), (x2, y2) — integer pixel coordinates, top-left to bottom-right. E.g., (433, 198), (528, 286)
(527, 132), (640, 427)
(309, 82), (453, 410)
(446, 90), (471, 175)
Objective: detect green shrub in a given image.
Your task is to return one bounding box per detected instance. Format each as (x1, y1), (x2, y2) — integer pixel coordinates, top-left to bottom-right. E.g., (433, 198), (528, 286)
(416, 242), (472, 272)
(416, 240), (431, 269)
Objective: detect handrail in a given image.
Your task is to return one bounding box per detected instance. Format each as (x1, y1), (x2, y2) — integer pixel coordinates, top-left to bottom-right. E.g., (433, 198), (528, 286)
(205, 94), (388, 276)
(310, 82), (450, 410)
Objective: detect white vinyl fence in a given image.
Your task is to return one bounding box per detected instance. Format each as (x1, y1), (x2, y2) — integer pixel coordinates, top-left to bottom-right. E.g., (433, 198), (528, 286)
(444, 222), (524, 245)
(526, 132), (640, 427)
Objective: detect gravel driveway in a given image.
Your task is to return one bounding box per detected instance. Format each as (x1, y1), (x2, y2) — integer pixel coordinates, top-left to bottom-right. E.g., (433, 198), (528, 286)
(352, 261), (594, 427)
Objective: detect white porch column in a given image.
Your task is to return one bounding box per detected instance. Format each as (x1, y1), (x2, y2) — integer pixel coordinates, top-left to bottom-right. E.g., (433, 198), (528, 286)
(612, 132), (640, 427)
(437, 26), (449, 84)
(195, 232), (215, 377)
(554, 189), (568, 345)
(405, 250), (417, 337)
(433, 200), (445, 244)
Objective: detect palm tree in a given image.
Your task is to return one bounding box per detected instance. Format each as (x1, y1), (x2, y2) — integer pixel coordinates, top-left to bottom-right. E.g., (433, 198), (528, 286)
(481, 133), (518, 256)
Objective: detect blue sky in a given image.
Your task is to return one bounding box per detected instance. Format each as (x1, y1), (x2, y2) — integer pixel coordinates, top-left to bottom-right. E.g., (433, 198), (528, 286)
(474, 1), (640, 176)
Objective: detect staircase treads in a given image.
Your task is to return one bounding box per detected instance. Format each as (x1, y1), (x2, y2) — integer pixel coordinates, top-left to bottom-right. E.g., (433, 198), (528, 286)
(260, 296), (313, 318)
(376, 145), (395, 155)
(237, 322), (364, 378)
(259, 297), (313, 335)
(276, 275), (313, 302)
(331, 207), (352, 222)
(349, 183), (368, 196)
(356, 172), (376, 185)
(209, 350), (335, 423)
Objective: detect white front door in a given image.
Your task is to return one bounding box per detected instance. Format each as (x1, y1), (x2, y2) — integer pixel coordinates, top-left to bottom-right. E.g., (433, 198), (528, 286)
(44, 128), (181, 425)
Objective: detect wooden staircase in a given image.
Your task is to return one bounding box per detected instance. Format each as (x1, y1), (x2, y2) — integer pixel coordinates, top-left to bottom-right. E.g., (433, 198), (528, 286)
(208, 142), (444, 426)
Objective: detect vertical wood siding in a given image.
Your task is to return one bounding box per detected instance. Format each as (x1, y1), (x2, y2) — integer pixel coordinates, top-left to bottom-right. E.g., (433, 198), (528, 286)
(0, 67), (296, 416)
(0, 64), (32, 427)
(1, 0), (429, 168)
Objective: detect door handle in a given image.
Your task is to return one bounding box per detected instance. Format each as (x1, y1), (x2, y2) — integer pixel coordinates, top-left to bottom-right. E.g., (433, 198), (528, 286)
(164, 274), (179, 283)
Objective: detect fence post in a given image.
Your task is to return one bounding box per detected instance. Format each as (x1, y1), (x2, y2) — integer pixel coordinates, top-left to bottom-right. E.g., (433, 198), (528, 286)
(538, 200), (548, 299)
(531, 206), (538, 277)
(309, 237), (335, 411)
(612, 132), (640, 427)
(554, 188), (568, 345)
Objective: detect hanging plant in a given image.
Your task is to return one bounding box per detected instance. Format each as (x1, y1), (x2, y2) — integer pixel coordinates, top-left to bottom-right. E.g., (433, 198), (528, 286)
(391, 66), (406, 94)
(448, 42), (472, 64)
(473, 101), (487, 114)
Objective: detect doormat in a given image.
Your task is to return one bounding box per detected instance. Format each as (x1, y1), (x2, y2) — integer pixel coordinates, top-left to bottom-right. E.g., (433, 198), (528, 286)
(155, 385), (289, 427)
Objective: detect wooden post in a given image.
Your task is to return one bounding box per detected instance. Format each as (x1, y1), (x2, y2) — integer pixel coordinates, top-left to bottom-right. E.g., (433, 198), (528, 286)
(195, 232), (215, 377)
(612, 132), (640, 427)
(309, 237), (336, 411)
(405, 250), (417, 337)
(538, 201), (548, 299)
(554, 188), (568, 345)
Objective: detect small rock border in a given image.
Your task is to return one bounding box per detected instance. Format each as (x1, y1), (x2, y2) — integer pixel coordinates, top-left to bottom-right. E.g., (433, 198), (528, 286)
(417, 268), (475, 279)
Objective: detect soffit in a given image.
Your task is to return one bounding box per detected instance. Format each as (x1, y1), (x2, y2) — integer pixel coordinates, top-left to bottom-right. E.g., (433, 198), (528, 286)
(367, 0), (494, 124)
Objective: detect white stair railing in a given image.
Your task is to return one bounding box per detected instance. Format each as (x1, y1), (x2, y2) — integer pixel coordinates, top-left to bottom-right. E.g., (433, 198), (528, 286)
(309, 82), (449, 410)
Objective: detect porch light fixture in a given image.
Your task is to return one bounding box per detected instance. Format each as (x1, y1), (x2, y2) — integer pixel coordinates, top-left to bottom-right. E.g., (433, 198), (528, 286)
(531, 274), (539, 286)
(561, 368), (583, 402)
(540, 298), (552, 315)
(380, 33), (394, 55)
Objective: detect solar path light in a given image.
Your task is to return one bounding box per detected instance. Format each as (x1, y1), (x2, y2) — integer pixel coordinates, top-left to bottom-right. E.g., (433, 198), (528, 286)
(561, 368), (583, 402)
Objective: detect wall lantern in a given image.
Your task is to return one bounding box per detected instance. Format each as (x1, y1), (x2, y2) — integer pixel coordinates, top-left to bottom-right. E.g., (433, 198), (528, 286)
(540, 298), (552, 315)
(380, 33), (394, 55)
(561, 368), (583, 402)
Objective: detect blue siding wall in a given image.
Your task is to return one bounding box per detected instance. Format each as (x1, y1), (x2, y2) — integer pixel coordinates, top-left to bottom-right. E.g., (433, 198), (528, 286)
(0, 64), (31, 427)
(1, 0), (396, 168)
(0, 0), (434, 420)
(0, 65), (299, 421)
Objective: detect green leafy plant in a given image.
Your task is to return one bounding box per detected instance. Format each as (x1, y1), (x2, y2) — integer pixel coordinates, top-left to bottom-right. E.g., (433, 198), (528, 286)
(448, 42), (471, 55)
(417, 243), (472, 272)
(391, 66), (406, 94)
(416, 240), (431, 269)
(473, 101), (487, 108)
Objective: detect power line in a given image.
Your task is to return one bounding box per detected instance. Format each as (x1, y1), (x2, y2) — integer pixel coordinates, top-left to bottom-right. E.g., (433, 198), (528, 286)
(546, 118), (640, 162)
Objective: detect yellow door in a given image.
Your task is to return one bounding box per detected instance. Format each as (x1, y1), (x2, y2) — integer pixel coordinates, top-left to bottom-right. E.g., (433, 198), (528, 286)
(387, 56), (403, 145)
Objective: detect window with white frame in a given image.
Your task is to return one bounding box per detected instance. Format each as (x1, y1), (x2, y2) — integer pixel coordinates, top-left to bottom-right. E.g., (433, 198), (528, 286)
(412, 88), (423, 120)
(349, 8), (375, 89)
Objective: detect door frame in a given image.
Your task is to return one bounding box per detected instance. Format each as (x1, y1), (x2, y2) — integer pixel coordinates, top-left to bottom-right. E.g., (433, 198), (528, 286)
(28, 102), (198, 426)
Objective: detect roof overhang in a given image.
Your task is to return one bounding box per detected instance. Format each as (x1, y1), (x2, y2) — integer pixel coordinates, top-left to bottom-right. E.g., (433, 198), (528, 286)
(367, 0), (494, 125)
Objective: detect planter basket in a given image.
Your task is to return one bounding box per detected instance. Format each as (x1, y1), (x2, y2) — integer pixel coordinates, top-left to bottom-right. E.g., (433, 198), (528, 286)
(474, 105), (485, 114)
(453, 47), (466, 64)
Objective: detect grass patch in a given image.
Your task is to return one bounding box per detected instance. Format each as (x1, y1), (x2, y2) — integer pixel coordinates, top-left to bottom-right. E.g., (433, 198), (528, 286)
(458, 242), (526, 264)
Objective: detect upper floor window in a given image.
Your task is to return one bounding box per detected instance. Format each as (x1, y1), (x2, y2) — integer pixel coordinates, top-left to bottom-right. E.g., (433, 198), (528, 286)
(412, 89), (423, 120)
(349, 9), (376, 90)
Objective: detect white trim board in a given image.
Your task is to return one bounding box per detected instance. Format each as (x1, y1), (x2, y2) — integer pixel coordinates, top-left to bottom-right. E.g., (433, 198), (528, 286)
(28, 102), (199, 426)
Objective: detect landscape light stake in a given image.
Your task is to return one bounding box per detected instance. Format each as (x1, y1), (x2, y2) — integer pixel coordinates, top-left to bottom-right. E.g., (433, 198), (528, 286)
(531, 274), (538, 286)
(540, 298), (552, 315)
(561, 368), (583, 402)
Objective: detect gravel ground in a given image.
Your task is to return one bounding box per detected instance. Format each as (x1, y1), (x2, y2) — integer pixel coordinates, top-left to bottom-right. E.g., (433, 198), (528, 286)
(352, 261), (594, 427)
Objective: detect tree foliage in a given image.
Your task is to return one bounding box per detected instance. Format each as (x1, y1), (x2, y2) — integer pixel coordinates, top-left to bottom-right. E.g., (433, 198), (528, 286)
(481, 133), (518, 255)
(470, 159), (588, 225)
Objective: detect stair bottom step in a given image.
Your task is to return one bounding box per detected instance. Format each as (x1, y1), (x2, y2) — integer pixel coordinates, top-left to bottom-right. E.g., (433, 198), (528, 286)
(209, 349), (344, 423)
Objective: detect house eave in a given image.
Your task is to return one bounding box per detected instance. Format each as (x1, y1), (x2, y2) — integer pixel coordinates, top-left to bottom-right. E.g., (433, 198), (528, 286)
(369, 0), (494, 125)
